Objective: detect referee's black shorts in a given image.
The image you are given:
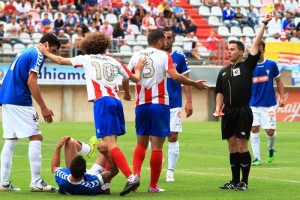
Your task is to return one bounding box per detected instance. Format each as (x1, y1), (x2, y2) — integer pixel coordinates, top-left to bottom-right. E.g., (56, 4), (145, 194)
(221, 106), (253, 140)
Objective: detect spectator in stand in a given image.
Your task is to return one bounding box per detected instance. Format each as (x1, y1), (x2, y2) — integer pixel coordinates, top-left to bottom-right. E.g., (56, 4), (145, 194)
(296, 19), (300, 37)
(183, 31), (200, 60)
(40, 12), (53, 34)
(206, 31), (219, 65)
(147, 2), (159, 18)
(79, 10), (92, 33)
(65, 6), (79, 34)
(72, 26), (85, 56)
(34, 0), (49, 12)
(181, 9), (198, 34)
(133, 0), (148, 9)
(158, 0), (173, 18)
(172, 0), (184, 18)
(156, 11), (169, 30)
(0, 10), (8, 23)
(148, 0), (160, 7)
(54, 13), (65, 35)
(4, 0), (18, 18)
(59, 0), (75, 13)
(246, 4), (259, 28)
(99, 19), (113, 38)
(47, 0), (61, 12)
(268, 12), (282, 39)
(119, 15), (135, 37)
(4, 16), (23, 45)
(234, 7), (252, 28)
(222, 1), (238, 27)
(57, 29), (71, 57)
(99, 0), (113, 14)
(112, 22), (126, 50)
(168, 12), (181, 34)
(92, 11), (103, 30)
(285, 16), (297, 38)
(141, 12), (157, 35)
(74, 0), (85, 13)
(240, 35), (250, 57)
(112, 0), (123, 16)
(88, 20), (98, 32)
(17, 12), (27, 33)
(132, 4), (147, 28)
(26, 14), (36, 35)
(274, 0), (285, 18)
(0, 24), (4, 48)
(16, 0), (31, 14)
(86, 0), (99, 14)
(121, 2), (134, 23)
(285, 0), (298, 16)
(282, 11), (293, 33)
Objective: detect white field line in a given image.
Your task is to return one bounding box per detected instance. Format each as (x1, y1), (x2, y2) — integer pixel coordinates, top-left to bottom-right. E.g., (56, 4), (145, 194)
(12, 155), (300, 184)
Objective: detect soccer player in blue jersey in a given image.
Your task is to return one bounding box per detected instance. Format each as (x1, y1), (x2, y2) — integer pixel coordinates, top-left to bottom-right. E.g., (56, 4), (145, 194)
(0, 33), (61, 192)
(163, 27), (193, 182)
(52, 137), (119, 195)
(250, 41), (285, 166)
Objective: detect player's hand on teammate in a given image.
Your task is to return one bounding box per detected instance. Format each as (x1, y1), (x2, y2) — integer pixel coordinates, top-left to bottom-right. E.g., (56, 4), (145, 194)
(36, 42), (49, 55)
(41, 106), (54, 123)
(98, 141), (109, 155)
(133, 56), (147, 72)
(193, 80), (209, 90)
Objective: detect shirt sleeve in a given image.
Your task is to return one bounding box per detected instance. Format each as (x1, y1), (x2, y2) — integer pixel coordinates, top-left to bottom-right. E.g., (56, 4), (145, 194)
(245, 50), (261, 71)
(30, 48), (45, 75)
(165, 51), (175, 71)
(179, 53), (190, 75)
(70, 55), (85, 68)
(273, 61), (280, 78)
(215, 69), (223, 94)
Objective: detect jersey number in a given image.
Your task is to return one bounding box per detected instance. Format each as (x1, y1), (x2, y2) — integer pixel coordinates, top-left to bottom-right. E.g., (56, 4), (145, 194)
(143, 58), (155, 78)
(91, 61), (115, 82)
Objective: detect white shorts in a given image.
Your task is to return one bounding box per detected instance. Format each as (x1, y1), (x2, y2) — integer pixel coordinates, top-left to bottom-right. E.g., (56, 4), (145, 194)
(2, 104), (41, 139)
(170, 107), (182, 132)
(251, 106), (276, 129)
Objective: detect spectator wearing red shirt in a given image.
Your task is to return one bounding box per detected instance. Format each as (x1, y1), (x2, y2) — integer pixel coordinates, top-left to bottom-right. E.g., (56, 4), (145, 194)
(4, 0), (18, 18)
(206, 31), (219, 64)
(112, 0), (123, 15)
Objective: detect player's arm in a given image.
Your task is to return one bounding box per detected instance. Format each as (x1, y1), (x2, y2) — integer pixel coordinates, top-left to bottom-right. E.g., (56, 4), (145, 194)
(183, 73), (193, 118)
(249, 14), (272, 55)
(275, 76), (285, 107)
(122, 78), (131, 101)
(215, 92), (224, 116)
(28, 72), (54, 123)
(168, 68), (209, 90)
(51, 137), (71, 173)
(36, 42), (72, 65)
(97, 142), (119, 182)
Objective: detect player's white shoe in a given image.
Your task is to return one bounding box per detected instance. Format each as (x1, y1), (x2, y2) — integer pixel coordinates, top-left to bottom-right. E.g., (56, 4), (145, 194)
(0, 182), (21, 191)
(166, 173), (175, 182)
(30, 179), (57, 192)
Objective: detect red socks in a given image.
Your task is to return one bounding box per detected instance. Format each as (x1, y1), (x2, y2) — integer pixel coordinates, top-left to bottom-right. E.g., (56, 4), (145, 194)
(150, 149), (163, 188)
(133, 144), (147, 176)
(110, 147), (132, 178)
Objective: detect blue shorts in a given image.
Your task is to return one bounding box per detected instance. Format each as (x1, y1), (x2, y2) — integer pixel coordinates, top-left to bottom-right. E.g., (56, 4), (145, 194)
(135, 104), (170, 137)
(94, 96), (125, 138)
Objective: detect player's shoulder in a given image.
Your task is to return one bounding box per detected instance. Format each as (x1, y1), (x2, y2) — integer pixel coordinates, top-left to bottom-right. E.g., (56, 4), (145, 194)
(265, 58), (278, 65)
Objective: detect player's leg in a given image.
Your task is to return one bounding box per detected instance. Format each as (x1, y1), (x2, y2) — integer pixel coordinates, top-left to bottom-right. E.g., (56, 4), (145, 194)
(250, 106), (261, 165)
(0, 105), (19, 191)
(166, 108), (181, 182)
(261, 106), (277, 163)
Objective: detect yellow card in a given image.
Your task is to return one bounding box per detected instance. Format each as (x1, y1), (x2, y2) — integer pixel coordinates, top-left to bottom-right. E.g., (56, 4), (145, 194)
(265, 4), (275, 14)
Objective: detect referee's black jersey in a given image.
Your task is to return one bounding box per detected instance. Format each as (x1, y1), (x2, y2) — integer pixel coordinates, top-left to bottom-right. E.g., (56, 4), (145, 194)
(215, 52), (261, 108)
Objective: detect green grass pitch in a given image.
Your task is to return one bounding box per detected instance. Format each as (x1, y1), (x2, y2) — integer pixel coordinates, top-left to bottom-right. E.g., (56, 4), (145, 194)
(0, 122), (299, 200)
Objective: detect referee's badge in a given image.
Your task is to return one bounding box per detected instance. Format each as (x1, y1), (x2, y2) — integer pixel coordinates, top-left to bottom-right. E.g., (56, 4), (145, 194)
(233, 68), (241, 76)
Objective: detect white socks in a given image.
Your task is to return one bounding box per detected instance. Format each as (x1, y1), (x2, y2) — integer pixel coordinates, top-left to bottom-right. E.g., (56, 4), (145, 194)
(168, 141), (179, 173)
(78, 142), (90, 155)
(267, 132), (276, 150)
(29, 141), (42, 183)
(89, 164), (105, 175)
(1, 140), (17, 186)
(250, 132), (261, 160)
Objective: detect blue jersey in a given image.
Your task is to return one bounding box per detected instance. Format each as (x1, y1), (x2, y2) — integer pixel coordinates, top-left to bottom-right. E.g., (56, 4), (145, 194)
(55, 168), (102, 195)
(0, 47), (44, 106)
(250, 59), (280, 107)
(167, 50), (190, 109)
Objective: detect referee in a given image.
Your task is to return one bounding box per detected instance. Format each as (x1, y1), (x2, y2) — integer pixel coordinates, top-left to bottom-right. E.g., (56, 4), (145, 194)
(214, 14), (272, 191)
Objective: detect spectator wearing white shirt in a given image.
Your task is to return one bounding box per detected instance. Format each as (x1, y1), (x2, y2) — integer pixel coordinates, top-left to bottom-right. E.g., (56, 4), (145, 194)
(147, 2), (159, 18)
(285, 0), (298, 16)
(16, 0), (31, 14)
(268, 13), (282, 39)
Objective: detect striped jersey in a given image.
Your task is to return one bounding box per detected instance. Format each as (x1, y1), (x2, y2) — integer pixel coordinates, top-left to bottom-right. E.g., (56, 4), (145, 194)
(127, 47), (174, 106)
(0, 47), (44, 106)
(70, 54), (132, 101)
(54, 168), (103, 195)
(167, 50), (190, 109)
(250, 58), (280, 107)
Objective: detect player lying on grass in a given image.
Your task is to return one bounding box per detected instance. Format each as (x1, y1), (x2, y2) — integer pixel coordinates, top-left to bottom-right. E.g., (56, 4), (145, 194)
(51, 136), (119, 195)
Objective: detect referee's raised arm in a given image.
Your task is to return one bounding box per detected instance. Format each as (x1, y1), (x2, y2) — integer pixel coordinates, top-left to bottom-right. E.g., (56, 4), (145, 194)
(249, 14), (273, 56)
